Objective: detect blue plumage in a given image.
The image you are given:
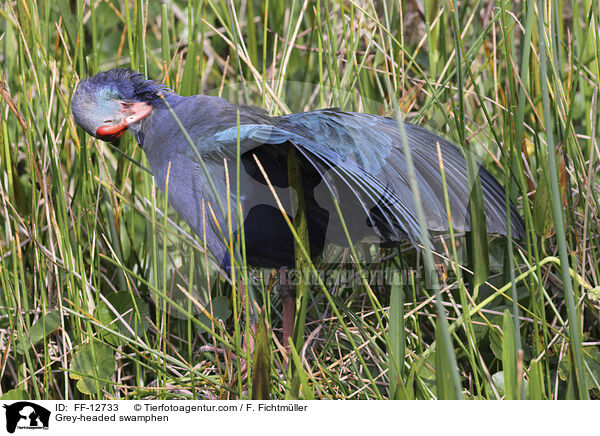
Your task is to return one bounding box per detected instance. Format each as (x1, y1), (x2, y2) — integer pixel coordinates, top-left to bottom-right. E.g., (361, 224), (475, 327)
(71, 69), (524, 269)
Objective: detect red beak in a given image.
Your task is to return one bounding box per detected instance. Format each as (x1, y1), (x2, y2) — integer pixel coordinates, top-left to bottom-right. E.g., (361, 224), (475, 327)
(95, 101), (153, 141)
(96, 120), (128, 139)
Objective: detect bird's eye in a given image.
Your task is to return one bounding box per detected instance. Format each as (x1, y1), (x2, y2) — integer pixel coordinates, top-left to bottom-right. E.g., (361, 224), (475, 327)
(102, 119), (114, 124)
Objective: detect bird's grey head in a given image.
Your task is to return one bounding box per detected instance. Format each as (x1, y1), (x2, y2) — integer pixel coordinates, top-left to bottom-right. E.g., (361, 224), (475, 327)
(71, 68), (167, 142)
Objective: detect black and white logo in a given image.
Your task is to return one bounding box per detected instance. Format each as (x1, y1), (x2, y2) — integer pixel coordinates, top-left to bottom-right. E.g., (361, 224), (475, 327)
(2, 402), (51, 433)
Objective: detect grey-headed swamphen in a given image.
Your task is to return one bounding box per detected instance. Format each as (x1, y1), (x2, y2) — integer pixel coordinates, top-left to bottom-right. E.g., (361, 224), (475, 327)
(71, 68), (525, 351)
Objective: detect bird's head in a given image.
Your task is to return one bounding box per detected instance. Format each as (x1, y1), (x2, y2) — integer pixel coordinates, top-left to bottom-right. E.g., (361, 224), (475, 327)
(71, 68), (166, 142)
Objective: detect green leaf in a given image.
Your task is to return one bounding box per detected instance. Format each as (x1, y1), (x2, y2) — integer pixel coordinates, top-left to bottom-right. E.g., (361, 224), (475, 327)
(471, 321), (489, 345)
(490, 370), (529, 399)
(556, 345), (599, 393)
(181, 42), (199, 96)
(491, 371), (505, 397)
(196, 296), (232, 333)
(466, 161), (489, 287)
(533, 169), (553, 237)
(0, 389), (30, 400)
(502, 309), (518, 399)
(17, 311), (61, 354)
(435, 319), (460, 399)
(527, 359), (545, 399)
(161, 4), (171, 62)
(394, 368), (415, 400)
(251, 312), (271, 400)
(583, 346), (600, 392)
(489, 327), (503, 361)
(69, 341), (115, 396)
(287, 342), (314, 400)
(56, 0), (79, 50)
(565, 368), (577, 400)
(97, 291), (150, 345)
(416, 353), (437, 394)
(388, 272), (405, 399)
(562, 346), (600, 393)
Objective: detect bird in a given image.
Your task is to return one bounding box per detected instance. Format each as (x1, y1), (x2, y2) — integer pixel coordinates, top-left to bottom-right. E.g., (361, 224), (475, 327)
(71, 68), (525, 351)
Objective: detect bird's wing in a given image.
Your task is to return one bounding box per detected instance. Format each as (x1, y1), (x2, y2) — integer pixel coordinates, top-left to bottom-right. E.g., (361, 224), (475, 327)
(202, 109), (523, 247)
(279, 110), (524, 238)
(402, 122), (524, 237)
(210, 121), (423, 245)
(279, 111), (456, 230)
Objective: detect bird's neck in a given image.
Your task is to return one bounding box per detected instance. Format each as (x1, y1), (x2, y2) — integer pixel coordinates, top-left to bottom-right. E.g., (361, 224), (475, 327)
(133, 92), (182, 148)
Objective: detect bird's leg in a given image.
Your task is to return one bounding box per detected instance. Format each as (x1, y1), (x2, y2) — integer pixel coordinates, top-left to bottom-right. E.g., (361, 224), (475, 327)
(280, 279), (296, 357)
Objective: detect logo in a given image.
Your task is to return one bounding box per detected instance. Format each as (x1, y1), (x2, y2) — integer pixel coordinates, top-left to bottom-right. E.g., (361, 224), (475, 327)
(2, 402), (50, 434)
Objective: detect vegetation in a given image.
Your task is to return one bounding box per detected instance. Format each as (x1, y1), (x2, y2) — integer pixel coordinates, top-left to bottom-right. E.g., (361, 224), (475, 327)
(0, 0), (599, 400)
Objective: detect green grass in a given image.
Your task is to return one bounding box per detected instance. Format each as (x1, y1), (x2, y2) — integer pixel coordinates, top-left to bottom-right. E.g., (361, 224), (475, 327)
(0, 0), (599, 400)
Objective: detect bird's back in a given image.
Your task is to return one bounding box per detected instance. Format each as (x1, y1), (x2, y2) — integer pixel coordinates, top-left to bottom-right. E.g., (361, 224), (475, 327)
(140, 100), (524, 268)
